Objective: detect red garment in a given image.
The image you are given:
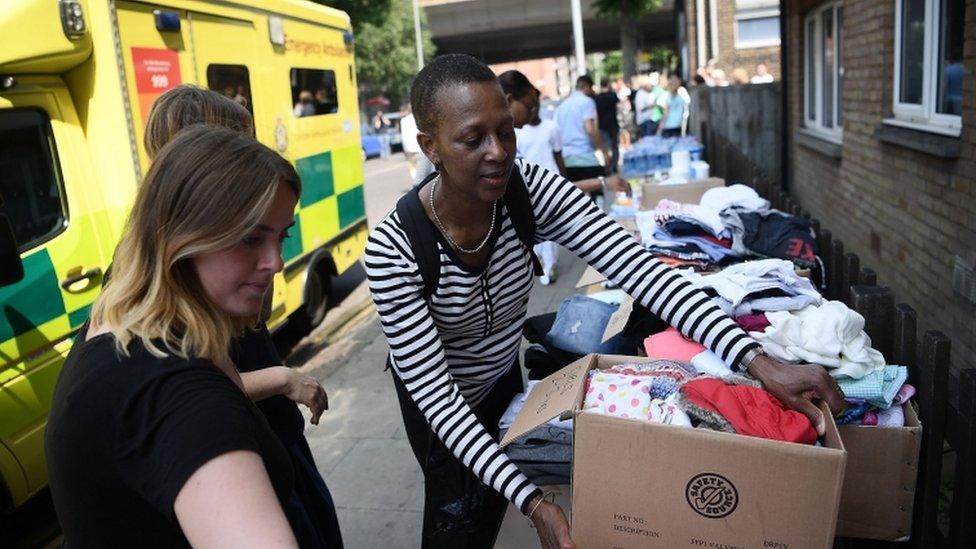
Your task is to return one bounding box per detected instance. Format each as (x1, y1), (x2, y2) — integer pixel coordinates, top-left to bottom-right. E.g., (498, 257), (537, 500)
(700, 234), (732, 249)
(681, 378), (817, 444)
(734, 313), (771, 333)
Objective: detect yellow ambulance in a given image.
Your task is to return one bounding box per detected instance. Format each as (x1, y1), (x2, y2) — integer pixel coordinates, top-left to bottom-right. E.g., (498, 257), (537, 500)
(0, 0), (368, 511)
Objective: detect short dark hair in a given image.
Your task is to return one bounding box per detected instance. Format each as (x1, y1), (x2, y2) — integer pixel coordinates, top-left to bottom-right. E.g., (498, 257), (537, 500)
(410, 54), (498, 134)
(599, 77), (610, 88)
(575, 75), (594, 89)
(497, 70), (535, 100)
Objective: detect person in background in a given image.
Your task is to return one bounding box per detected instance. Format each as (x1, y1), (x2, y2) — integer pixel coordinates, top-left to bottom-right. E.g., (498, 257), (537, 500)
(657, 74), (688, 138)
(554, 75), (609, 183)
(594, 77), (620, 174)
(313, 87), (337, 115)
(293, 90), (315, 117)
(751, 63), (775, 84)
(46, 126), (303, 547)
(399, 104), (422, 181)
(731, 67), (750, 86)
(130, 84), (343, 548)
(712, 68), (730, 87)
(372, 110), (391, 131)
(634, 73), (666, 138)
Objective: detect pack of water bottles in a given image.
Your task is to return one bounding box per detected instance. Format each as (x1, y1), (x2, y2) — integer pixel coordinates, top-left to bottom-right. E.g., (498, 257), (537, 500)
(621, 136), (703, 176)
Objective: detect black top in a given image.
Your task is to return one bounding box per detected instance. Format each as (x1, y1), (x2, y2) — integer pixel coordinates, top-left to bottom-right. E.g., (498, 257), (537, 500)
(594, 91), (619, 133)
(232, 324), (305, 446)
(46, 330), (295, 548)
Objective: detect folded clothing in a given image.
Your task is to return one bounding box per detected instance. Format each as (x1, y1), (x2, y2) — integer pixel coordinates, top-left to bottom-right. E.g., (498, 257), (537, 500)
(680, 258), (823, 316)
(752, 301), (886, 380)
(499, 379), (574, 431)
(649, 395), (693, 427)
(699, 183), (770, 214)
(547, 294), (638, 355)
(863, 405), (906, 428)
(735, 313), (771, 332)
(739, 211), (818, 267)
(837, 366), (908, 409)
(643, 327), (734, 377)
(583, 361), (697, 421)
(652, 199), (727, 237)
(676, 376), (818, 444)
(499, 424), (573, 485)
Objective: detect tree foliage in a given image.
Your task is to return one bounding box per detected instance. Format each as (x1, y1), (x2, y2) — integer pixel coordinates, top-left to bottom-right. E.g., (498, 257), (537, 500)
(351, 0), (435, 106)
(592, 0), (662, 19)
(314, 0), (393, 31)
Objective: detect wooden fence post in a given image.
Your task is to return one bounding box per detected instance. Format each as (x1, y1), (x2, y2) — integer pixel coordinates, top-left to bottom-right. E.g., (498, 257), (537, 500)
(829, 240), (845, 301)
(893, 304), (918, 371)
(850, 285), (894, 361)
(843, 253), (861, 305)
(950, 368), (976, 548)
(912, 331), (951, 548)
(859, 268), (877, 287)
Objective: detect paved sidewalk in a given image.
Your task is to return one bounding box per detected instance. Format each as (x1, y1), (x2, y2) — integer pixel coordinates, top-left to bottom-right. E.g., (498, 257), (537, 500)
(296, 246), (588, 547)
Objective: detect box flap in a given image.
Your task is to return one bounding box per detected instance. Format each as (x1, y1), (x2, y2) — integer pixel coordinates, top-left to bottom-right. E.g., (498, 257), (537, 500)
(576, 266), (606, 288)
(601, 295), (634, 343)
(499, 355), (593, 447)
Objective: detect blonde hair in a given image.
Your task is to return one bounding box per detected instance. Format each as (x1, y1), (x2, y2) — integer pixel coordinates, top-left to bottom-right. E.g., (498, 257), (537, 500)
(144, 84), (254, 158)
(92, 126), (300, 363)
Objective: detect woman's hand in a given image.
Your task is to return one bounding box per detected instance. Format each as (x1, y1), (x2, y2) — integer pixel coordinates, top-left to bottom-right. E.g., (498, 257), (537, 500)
(746, 354), (846, 435)
(282, 368), (329, 425)
(605, 175), (632, 196)
(529, 496), (576, 549)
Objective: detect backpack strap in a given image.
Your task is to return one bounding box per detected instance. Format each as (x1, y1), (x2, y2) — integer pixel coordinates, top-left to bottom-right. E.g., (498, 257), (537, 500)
(504, 167), (544, 276)
(395, 171), (441, 300)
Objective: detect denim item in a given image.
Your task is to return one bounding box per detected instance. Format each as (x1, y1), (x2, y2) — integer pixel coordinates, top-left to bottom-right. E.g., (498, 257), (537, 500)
(546, 295), (636, 355)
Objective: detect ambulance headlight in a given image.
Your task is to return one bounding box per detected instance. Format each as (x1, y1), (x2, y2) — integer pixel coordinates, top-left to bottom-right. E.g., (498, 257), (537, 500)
(59, 0), (86, 38)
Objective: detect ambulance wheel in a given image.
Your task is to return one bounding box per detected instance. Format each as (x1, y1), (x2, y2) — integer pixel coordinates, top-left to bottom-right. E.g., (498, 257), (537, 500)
(292, 263), (332, 333)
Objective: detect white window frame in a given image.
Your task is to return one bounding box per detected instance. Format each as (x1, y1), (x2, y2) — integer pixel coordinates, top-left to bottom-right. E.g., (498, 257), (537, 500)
(888, 0), (962, 137)
(734, 3), (781, 50)
(803, 2), (843, 144)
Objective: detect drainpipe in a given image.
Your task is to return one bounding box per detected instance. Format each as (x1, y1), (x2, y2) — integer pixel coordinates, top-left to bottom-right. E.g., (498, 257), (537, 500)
(709, 0), (719, 62)
(780, 0), (790, 191)
(696, 0), (706, 69)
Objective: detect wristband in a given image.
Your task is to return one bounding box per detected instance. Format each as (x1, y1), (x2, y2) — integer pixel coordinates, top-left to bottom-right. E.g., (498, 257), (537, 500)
(740, 346), (767, 373)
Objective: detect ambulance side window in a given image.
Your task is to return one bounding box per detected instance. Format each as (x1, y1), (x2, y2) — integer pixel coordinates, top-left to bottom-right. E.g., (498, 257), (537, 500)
(206, 65), (254, 115)
(290, 69), (338, 117)
(0, 109), (67, 252)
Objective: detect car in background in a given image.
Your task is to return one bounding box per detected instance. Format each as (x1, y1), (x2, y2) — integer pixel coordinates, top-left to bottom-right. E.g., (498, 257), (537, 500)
(361, 131), (381, 160)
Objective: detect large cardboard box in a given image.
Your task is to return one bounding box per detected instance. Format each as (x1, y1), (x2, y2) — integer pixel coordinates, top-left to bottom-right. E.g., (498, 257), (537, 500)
(639, 177), (725, 210)
(836, 405), (922, 541)
(502, 354), (847, 549)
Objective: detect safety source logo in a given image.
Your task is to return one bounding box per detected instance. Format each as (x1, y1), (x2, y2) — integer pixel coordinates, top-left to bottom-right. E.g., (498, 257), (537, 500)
(685, 473), (738, 519)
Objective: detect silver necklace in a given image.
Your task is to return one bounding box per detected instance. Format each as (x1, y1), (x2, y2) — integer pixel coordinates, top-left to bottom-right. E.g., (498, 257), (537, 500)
(429, 177), (496, 254)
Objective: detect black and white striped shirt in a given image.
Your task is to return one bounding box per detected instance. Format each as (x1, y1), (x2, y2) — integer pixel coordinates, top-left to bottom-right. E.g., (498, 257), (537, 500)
(365, 161), (761, 513)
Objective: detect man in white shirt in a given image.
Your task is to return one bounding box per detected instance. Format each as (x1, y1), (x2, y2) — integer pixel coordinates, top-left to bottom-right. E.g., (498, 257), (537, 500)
(399, 106), (421, 180)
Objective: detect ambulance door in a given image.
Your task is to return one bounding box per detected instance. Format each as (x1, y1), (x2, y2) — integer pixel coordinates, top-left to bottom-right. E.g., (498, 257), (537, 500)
(114, 1), (195, 170)
(0, 81), (111, 504)
(188, 12), (290, 318)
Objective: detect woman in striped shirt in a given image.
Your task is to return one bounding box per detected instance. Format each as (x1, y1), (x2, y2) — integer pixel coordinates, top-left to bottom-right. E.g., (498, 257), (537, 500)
(365, 54), (845, 549)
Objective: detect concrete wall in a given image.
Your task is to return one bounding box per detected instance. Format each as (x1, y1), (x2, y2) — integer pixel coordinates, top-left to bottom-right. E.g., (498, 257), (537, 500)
(785, 0), (976, 375)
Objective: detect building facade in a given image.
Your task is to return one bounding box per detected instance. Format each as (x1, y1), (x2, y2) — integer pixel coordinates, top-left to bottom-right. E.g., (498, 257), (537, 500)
(784, 0), (974, 375)
(683, 0), (783, 82)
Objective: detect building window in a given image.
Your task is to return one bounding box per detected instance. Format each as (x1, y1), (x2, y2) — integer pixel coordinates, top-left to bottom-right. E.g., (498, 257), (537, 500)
(889, 0), (963, 136)
(290, 69), (338, 117)
(0, 109), (68, 252)
(803, 2), (844, 143)
(734, 0), (781, 49)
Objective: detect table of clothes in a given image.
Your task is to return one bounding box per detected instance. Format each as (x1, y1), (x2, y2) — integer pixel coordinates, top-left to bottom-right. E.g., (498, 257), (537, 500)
(502, 184), (914, 485)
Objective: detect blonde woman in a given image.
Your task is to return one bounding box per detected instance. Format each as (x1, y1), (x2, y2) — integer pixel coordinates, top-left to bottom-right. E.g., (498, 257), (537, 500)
(46, 126), (302, 547)
(142, 85), (342, 548)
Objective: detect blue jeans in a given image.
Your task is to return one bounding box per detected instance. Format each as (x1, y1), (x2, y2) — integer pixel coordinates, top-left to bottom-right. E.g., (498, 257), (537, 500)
(639, 119), (659, 138)
(546, 295), (636, 355)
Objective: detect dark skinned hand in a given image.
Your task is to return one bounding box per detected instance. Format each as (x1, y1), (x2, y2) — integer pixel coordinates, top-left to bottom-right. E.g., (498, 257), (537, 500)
(746, 354), (847, 435)
(528, 496), (576, 549)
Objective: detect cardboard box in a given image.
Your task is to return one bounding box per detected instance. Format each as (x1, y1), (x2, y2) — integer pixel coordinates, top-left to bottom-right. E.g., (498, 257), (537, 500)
(640, 177), (725, 210)
(502, 354), (847, 549)
(835, 404), (922, 541)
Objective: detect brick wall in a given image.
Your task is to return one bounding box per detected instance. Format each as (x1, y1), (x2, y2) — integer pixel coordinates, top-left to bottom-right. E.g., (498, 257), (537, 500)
(684, 0), (782, 81)
(786, 0), (976, 376)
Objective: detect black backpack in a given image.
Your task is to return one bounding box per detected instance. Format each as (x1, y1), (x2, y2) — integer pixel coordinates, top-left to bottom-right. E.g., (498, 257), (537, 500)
(395, 170), (542, 299)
